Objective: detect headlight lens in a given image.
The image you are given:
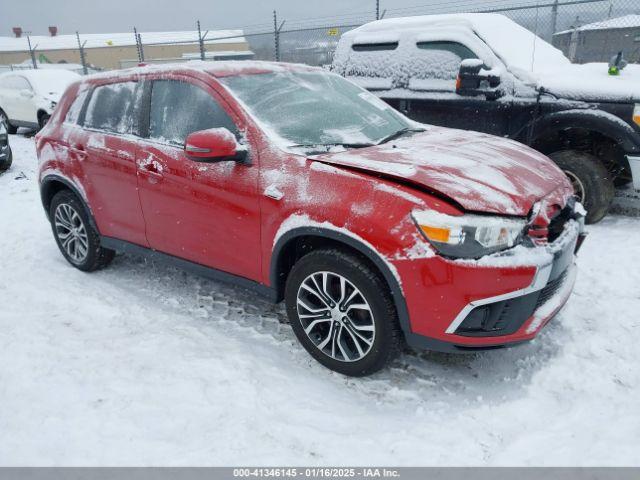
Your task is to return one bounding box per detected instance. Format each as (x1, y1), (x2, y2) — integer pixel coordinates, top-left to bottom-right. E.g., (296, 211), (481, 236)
(412, 210), (527, 259)
(633, 104), (640, 127)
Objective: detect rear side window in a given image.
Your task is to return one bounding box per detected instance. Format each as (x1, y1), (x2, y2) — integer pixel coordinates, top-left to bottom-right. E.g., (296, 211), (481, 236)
(84, 82), (138, 134)
(352, 42), (398, 52)
(148, 80), (237, 146)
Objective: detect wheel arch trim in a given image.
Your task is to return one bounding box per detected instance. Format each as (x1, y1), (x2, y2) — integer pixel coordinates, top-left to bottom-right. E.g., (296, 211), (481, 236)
(40, 174), (100, 233)
(523, 109), (640, 156)
(270, 226), (414, 340)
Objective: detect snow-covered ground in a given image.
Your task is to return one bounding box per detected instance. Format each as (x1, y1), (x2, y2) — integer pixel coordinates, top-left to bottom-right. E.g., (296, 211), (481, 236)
(1, 134), (639, 466)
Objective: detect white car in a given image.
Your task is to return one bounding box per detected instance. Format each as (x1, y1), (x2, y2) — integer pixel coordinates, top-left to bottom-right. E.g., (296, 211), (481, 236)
(0, 69), (81, 133)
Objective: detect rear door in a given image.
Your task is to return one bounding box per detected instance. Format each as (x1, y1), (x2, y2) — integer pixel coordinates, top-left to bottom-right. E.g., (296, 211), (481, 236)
(76, 80), (147, 246)
(135, 76), (261, 280)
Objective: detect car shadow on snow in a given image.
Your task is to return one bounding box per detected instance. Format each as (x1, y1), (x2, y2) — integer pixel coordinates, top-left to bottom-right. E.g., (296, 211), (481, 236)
(101, 251), (570, 405)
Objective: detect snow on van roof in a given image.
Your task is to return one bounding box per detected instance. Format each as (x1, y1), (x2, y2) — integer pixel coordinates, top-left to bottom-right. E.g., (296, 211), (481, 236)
(342, 13), (571, 74)
(556, 14), (640, 34)
(0, 30), (246, 53)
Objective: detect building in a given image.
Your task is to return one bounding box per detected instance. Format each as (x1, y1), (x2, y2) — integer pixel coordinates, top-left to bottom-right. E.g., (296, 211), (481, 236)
(552, 14), (640, 64)
(0, 28), (252, 71)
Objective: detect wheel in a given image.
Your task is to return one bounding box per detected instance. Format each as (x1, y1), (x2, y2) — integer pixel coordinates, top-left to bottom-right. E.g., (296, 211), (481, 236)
(49, 190), (115, 271)
(549, 150), (615, 224)
(285, 249), (402, 376)
(0, 146), (11, 173)
(38, 113), (51, 130)
(0, 109), (17, 134)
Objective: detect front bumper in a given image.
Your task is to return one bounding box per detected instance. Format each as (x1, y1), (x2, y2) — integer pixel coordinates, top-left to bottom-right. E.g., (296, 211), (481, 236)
(627, 155), (640, 190)
(394, 218), (585, 353)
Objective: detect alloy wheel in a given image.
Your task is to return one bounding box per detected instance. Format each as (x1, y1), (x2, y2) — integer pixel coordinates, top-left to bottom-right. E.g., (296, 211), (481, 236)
(54, 203), (89, 264)
(296, 271), (376, 362)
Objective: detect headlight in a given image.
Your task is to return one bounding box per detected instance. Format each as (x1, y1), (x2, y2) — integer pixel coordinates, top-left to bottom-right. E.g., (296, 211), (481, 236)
(412, 210), (527, 259)
(634, 104), (640, 127)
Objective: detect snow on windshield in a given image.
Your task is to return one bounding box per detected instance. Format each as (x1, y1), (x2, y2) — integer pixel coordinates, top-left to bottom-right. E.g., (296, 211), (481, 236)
(219, 71), (411, 148)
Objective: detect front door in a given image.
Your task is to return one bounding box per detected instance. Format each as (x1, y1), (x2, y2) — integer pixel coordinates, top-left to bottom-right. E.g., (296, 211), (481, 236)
(135, 77), (261, 281)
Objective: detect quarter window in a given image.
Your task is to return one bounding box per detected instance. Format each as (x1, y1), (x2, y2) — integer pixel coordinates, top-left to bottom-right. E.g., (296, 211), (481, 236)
(84, 82), (138, 134)
(64, 90), (89, 125)
(148, 80), (237, 146)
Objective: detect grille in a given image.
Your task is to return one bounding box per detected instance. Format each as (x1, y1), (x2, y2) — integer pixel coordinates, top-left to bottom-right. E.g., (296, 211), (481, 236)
(535, 270), (567, 309)
(547, 205), (573, 243)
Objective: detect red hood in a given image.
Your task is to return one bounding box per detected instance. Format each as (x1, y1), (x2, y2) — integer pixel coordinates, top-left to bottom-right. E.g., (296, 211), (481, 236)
(313, 127), (573, 216)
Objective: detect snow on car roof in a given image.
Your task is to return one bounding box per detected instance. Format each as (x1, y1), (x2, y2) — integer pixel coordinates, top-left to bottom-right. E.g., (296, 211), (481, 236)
(0, 29), (246, 53)
(81, 60), (321, 82)
(342, 13), (571, 73)
(556, 14), (640, 34)
(0, 68), (81, 93)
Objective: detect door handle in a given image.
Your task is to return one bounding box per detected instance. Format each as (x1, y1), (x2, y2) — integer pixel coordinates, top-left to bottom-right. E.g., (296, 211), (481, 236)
(138, 157), (165, 183)
(71, 144), (87, 161)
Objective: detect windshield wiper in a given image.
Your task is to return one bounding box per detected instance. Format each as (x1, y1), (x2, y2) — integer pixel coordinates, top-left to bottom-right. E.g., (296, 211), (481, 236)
(289, 142), (374, 151)
(376, 127), (425, 145)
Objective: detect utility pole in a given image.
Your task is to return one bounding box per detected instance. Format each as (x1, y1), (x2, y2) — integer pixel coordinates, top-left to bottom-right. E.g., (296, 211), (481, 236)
(197, 20), (206, 61)
(273, 10), (280, 62)
(134, 27), (143, 63)
(76, 31), (88, 75)
(27, 35), (37, 69)
(376, 0), (380, 20)
(272, 11), (285, 62)
(550, 0), (559, 37)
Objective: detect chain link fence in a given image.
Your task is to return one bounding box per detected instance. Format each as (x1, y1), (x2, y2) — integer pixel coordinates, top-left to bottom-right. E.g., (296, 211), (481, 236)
(1, 0), (638, 73)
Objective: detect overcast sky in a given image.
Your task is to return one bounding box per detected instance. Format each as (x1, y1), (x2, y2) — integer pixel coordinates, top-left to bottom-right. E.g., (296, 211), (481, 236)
(0, 0), (433, 36)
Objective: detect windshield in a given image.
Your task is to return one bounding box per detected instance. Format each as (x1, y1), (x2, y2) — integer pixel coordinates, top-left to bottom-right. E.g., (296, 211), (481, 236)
(29, 71), (80, 95)
(219, 70), (414, 148)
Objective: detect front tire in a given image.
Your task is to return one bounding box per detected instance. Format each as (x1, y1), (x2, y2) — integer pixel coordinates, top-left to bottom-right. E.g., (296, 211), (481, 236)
(38, 113), (51, 130)
(285, 249), (402, 376)
(549, 150), (615, 224)
(49, 190), (115, 272)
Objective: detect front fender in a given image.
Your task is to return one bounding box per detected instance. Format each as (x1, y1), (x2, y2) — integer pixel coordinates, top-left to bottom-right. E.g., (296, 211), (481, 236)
(521, 108), (640, 155)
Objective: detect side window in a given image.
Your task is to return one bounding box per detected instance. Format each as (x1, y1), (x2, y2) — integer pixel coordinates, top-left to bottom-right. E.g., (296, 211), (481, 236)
(84, 82), (138, 134)
(0, 76), (31, 90)
(64, 89), (89, 125)
(411, 41), (479, 82)
(405, 41), (480, 91)
(148, 80), (237, 146)
(13, 76), (32, 90)
(344, 41), (399, 88)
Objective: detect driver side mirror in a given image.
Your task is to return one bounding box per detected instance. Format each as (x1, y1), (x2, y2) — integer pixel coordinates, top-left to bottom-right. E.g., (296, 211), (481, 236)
(19, 89), (34, 98)
(456, 59), (502, 100)
(184, 127), (249, 164)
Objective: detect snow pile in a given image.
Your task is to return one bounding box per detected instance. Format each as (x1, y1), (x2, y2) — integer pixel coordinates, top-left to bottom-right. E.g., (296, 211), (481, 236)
(1, 135), (640, 465)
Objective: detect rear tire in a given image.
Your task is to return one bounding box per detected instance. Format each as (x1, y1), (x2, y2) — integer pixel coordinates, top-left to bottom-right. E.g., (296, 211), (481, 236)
(549, 150), (615, 224)
(0, 109), (17, 134)
(285, 248), (402, 376)
(49, 190), (115, 272)
(0, 146), (11, 173)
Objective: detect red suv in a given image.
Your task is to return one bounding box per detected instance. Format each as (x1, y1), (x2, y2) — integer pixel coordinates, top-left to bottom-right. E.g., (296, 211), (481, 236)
(36, 62), (586, 376)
